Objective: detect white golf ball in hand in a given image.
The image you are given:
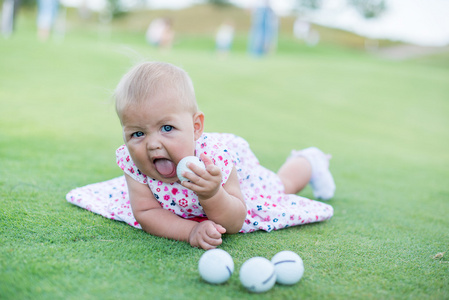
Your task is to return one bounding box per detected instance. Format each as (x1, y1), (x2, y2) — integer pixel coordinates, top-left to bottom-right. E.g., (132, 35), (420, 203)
(176, 156), (206, 182)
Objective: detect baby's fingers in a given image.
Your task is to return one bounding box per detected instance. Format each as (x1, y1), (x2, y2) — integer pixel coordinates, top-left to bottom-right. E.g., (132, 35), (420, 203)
(199, 153), (214, 167)
(199, 154), (221, 175)
(206, 224), (223, 239)
(198, 226), (223, 249)
(214, 223), (227, 235)
(186, 161), (208, 178)
(199, 236), (223, 250)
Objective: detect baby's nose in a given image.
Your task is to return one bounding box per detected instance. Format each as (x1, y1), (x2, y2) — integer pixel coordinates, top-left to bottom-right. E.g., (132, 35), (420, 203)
(147, 136), (162, 150)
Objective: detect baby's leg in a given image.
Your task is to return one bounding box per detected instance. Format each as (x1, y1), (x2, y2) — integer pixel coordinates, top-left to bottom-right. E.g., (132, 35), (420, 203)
(278, 147), (336, 200)
(277, 157), (312, 194)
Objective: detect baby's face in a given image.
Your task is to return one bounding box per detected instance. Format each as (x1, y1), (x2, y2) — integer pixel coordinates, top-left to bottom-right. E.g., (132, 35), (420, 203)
(120, 93), (203, 183)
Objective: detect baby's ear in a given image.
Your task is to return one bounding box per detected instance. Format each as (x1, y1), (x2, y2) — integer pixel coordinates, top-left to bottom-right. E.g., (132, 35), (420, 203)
(193, 111), (205, 140)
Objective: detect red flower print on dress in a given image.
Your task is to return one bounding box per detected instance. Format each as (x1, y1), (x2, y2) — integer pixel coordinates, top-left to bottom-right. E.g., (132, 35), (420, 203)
(262, 216), (271, 222)
(179, 198), (188, 207)
(111, 133), (335, 234)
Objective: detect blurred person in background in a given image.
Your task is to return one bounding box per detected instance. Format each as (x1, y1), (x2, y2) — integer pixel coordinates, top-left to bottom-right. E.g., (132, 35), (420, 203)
(1, 0), (21, 38)
(77, 0), (91, 20)
(146, 17), (174, 51)
(293, 16), (320, 47)
(248, 0), (278, 56)
(37, 0), (59, 41)
(215, 19), (234, 58)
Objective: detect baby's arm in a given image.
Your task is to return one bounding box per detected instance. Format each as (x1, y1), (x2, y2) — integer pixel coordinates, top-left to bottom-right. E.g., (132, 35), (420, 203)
(180, 154), (247, 234)
(124, 174), (225, 249)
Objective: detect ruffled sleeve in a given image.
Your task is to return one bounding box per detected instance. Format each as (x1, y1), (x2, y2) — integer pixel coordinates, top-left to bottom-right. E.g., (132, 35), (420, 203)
(195, 134), (235, 186)
(116, 145), (148, 184)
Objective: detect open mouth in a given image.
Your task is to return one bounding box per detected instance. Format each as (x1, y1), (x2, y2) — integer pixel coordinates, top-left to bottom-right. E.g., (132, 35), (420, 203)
(153, 158), (177, 178)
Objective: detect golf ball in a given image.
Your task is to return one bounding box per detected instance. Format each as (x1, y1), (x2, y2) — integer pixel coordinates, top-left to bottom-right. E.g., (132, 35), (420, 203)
(271, 251), (304, 285)
(176, 156), (205, 182)
(239, 257), (276, 293)
(198, 249), (234, 284)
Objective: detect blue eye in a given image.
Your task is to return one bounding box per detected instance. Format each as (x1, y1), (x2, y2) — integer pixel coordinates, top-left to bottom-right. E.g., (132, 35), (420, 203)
(162, 125), (173, 132)
(132, 131), (144, 138)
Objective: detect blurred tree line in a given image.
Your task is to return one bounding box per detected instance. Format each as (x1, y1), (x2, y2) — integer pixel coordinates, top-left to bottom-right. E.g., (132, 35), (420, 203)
(207, 0), (387, 19)
(16, 0), (386, 20)
(297, 0), (386, 19)
(17, 0), (130, 17)
(19, 0), (34, 6)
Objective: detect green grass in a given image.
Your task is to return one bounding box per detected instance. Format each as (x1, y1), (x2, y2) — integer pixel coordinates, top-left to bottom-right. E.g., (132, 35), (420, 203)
(1, 7), (449, 300)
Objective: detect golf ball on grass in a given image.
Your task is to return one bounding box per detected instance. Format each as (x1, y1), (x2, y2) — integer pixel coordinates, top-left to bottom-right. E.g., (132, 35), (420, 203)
(239, 257), (276, 293)
(176, 156), (205, 182)
(198, 249), (234, 284)
(271, 251), (304, 285)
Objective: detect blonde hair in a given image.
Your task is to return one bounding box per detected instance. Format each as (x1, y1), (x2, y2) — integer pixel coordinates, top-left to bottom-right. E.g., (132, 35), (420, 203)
(114, 61), (197, 117)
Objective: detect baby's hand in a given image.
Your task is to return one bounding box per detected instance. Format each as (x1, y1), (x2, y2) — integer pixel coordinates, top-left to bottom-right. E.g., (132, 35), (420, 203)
(189, 220), (226, 250)
(181, 153), (222, 200)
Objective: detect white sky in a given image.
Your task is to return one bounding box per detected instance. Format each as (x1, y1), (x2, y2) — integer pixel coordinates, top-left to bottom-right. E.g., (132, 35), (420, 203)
(303, 0), (449, 47)
(60, 0), (449, 47)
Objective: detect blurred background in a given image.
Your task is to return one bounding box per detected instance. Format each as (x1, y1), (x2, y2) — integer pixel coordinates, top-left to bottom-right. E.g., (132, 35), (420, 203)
(2, 0), (449, 58)
(1, 0), (448, 172)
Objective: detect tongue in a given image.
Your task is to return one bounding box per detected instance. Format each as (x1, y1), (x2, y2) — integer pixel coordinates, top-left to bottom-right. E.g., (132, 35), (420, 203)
(154, 159), (176, 177)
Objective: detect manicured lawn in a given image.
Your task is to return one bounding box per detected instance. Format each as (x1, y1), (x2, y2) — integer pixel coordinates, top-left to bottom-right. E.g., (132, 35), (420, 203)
(1, 7), (448, 299)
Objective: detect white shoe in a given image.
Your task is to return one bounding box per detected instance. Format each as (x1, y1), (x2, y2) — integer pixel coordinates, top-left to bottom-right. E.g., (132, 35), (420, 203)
(289, 147), (336, 200)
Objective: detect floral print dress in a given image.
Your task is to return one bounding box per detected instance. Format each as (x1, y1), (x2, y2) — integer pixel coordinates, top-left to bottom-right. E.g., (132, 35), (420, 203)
(67, 133), (333, 233)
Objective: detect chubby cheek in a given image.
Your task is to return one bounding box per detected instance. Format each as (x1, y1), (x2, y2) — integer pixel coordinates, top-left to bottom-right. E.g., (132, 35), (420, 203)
(126, 145), (148, 170)
(172, 144), (196, 162)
